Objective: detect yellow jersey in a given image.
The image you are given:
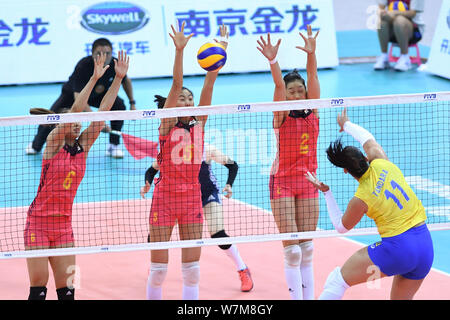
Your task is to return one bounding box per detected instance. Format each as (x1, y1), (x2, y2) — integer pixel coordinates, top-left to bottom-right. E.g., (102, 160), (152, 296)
(354, 159), (426, 237)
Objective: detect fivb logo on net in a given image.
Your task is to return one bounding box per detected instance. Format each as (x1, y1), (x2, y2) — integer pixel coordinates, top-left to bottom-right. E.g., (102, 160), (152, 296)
(330, 98), (344, 106)
(423, 93), (437, 101)
(46, 114), (61, 123)
(237, 104), (251, 112)
(142, 110), (156, 118)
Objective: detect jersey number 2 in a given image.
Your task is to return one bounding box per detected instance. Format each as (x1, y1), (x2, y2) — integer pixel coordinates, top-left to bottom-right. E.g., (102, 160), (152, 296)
(384, 180), (410, 210)
(299, 133), (309, 155)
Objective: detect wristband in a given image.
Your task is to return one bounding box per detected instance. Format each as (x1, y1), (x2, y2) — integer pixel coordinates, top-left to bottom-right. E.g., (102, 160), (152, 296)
(129, 100), (136, 105)
(219, 36), (228, 44)
(269, 57), (278, 65)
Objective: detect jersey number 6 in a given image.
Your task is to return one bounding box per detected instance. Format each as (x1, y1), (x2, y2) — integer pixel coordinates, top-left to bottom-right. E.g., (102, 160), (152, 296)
(63, 171), (76, 190)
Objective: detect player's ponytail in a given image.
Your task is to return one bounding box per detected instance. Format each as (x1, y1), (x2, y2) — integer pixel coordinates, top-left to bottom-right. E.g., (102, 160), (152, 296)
(326, 138), (369, 178)
(154, 95), (167, 109)
(29, 107), (71, 115)
(29, 108), (54, 115)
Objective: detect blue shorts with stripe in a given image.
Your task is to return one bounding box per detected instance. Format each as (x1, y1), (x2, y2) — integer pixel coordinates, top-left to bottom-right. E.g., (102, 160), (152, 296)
(201, 187), (221, 207)
(368, 223), (434, 280)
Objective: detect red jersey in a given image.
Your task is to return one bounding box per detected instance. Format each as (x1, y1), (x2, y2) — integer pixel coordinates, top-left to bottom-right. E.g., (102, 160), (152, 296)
(28, 141), (86, 217)
(271, 110), (319, 177)
(156, 120), (204, 193)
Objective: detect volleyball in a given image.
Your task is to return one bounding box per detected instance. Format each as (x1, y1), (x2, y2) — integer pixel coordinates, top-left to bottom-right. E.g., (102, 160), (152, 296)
(388, 1), (409, 11)
(197, 42), (227, 72)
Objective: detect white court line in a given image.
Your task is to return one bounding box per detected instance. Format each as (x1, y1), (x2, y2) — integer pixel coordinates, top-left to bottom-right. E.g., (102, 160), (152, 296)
(406, 176), (450, 200)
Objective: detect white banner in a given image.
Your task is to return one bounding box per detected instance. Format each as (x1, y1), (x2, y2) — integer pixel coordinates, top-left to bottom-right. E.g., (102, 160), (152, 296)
(0, 0), (338, 85)
(426, 0), (450, 79)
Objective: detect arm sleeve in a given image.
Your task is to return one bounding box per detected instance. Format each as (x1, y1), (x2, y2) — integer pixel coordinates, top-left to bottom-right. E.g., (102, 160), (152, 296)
(224, 161), (238, 187)
(145, 166), (159, 185)
(324, 190), (349, 234)
(343, 121), (375, 147)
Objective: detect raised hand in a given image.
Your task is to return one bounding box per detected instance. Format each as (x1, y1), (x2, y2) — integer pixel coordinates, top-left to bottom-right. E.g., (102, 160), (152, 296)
(169, 20), (194, 51)
(337, 108), (349, 132)
(214, 24), (229, 50)
(140, 181), (150, 199)
(305, 171), (330, 192)
(296, 25), (319, 55)
(93, 52), (110, 80)
(114, 50), (129, 79)
(256, 33), (281, 62)
(222, 184), (233, 199)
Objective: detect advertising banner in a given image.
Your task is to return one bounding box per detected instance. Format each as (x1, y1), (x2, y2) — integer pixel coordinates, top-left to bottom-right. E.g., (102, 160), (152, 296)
(0, 0), (338, 85)
(426, 0), (450, 79)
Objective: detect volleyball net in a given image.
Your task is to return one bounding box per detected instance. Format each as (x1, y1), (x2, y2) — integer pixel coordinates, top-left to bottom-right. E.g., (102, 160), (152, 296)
(1, 92), (449, 259)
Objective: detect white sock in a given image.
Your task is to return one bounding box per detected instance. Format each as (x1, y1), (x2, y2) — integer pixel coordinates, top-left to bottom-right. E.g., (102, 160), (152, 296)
(300, 241), (314, 300)
(318, 267), (350, 300)
(224, 245), (247, 271)
(182, 285), (198, 300)
(146, 263), (168, 300)
(284, 245), (303, 300)
(380, 52), (388, 60)
(400, 54), (411, 61)
(182, 261), (200, 300)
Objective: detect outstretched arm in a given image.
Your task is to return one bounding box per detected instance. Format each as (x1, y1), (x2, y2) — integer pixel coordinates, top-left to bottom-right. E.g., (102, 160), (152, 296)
(337, 108), (388, 162)
(256, 33), (287, 128)
(296, 25), (320, 116)
(197, 24), (229, 125)
(206, 144), (238, 198)
(71, 53), (110, 114)
(160, 21), (194, 136)
(79, 50), (130, 152)
(305, 172), (367, 233)
(44, 53), (110, 158)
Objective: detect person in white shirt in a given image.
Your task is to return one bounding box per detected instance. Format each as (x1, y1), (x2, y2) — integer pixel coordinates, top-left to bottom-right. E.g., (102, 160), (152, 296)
(373, 0), (425, 71)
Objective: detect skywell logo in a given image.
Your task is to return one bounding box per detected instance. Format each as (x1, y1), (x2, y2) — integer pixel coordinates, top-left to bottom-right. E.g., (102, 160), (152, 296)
(81, 2), (149, 35)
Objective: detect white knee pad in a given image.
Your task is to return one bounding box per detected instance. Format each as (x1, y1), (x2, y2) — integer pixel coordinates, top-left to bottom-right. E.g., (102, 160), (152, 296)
(300, 241), (314, 266)
(284, 245), (302, 268)
(148, 263), (168, 288)
(322, 267), (350, 296)
(182, 262), (200, 287)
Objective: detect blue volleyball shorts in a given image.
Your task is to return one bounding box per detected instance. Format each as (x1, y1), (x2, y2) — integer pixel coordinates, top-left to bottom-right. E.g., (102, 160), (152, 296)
(201, 188), (221, 207)
(368, 224), (434, 280)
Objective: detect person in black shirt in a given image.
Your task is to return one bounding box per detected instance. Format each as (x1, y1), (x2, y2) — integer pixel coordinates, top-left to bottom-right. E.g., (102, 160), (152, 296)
(25, 38), (136, 158)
